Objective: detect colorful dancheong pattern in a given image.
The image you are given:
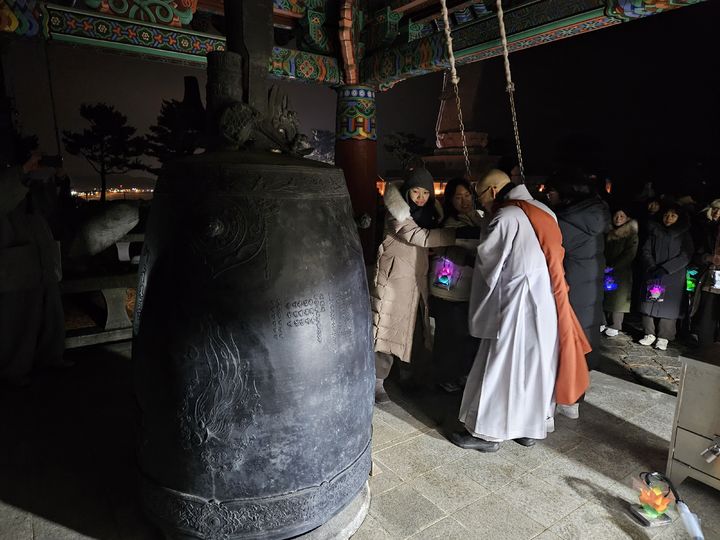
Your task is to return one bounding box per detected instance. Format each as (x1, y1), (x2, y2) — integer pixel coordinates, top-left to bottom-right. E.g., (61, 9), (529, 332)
(337, 86), (376, 141)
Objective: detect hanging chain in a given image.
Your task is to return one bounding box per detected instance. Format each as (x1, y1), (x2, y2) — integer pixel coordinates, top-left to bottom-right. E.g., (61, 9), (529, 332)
(496, 0), (525, 182)
(439, 0), (471, 180)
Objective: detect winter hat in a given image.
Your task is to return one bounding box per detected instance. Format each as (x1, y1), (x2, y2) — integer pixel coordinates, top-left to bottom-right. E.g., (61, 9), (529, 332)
(402, 167), (435, 195)
(400, 167), (439, 229)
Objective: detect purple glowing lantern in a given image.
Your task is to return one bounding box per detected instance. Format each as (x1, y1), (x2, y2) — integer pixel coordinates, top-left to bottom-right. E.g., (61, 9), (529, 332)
(646, 282), (666, 302)
(433, 258), (461, 291)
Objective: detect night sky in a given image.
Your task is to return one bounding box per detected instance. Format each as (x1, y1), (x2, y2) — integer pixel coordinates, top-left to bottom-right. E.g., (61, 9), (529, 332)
(377, 0), (720, 198)
(3, 1), (718, 197)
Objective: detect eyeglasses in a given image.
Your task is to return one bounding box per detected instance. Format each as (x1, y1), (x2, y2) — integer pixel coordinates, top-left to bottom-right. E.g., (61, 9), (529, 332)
(476, 185), (492, 198)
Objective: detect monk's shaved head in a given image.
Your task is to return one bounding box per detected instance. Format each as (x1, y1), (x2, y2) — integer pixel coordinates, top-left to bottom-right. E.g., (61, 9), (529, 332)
(477, 169), (511, 192)
(476, 169), (513, 213)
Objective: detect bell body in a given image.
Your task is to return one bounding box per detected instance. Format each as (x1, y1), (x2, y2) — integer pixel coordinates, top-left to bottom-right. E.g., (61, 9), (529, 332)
(133, 151), (373, 539)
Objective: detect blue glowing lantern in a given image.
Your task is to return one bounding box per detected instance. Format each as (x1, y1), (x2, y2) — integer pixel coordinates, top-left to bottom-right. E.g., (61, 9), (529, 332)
(604, 267), (618, 292)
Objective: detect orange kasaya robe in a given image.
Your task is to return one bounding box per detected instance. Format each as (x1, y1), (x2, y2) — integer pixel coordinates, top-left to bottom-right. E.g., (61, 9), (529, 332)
(501, 199), (591, 405)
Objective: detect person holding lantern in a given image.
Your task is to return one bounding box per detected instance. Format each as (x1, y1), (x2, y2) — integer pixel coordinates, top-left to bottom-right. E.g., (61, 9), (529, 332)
(601, 207), (639, 337)
(371, 167), (479, 403)
(689, 199), (720, 345)
(428, 178), (484, 393)
(638, 205), (694, 350)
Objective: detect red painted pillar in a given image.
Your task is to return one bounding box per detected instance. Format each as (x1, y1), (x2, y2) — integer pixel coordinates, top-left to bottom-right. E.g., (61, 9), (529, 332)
(334, 85), (378, 264)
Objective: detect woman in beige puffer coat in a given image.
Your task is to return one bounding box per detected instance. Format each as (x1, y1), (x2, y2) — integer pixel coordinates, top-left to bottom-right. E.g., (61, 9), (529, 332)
(372, 168), (479, 402)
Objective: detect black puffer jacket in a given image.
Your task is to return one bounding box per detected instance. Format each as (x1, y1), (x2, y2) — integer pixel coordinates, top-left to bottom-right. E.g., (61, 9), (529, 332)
(557, 196), (611, 343)
(639, 217), (694, 320)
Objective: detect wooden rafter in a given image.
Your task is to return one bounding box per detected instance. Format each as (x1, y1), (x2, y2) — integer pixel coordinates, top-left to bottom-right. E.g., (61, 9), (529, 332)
(390, 0), (437, 15)
(339, 0), (358, 84)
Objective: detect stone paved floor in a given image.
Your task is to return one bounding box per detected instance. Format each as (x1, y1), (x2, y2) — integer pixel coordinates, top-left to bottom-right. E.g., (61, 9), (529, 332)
(597, 328), (683, 395)
(360, 371), (720, 540)
(1, 342), (719, 540)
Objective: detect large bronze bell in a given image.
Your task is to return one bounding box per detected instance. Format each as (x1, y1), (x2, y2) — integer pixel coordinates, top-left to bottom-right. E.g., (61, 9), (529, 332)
(132, 51), (373, 539)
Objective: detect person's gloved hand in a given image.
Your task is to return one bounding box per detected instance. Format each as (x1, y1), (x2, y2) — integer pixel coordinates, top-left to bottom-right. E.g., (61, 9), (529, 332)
(646, 265), (667, 279)
(455, 226), (481, 240)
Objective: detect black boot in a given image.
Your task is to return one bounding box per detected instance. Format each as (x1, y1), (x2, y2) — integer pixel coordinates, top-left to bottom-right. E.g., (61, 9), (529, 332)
(513, 437), (537, 447)
(449, 431), (500, 452)
(374, 378), (390, 404)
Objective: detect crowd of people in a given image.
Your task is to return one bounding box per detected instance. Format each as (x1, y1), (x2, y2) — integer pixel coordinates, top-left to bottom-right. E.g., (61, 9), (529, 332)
(370, 166), (720, 451)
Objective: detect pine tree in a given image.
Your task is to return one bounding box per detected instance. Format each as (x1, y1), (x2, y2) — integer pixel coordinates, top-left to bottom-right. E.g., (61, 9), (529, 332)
(384, 132), (430, 170)
(143, 99), (204, 174)
(63, 103), (143, 202)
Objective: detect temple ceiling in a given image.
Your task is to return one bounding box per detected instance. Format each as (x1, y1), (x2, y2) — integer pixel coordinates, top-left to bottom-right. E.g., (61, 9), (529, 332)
(0, 0), (707, 89)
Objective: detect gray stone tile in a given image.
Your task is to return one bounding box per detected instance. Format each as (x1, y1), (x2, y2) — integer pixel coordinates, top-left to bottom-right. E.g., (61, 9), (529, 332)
(650, 519), (688, 540)
(369, 460), (404, 497)
(351, 514), (391, 540)
(497, 437), (568, 472)
(553, 402), (626, 442)
(0, 502), (32, 540)
(369, 484), (446, 539)
(625, 410), (674, 443)
(585, 373), (665, 420)
(532, 531), (564, 540)
(373, 430), (466, 481)
(495, 474), (587, 528)
(31, 517), (98, 540)
(452, 495), (545, 539)
(549, 501), (652, 540)
(534, 448), (621, 494)
(541, 426), (591, 454)
(372, 416), (413, 452)
(409, 517), (469, 540)
(455, 448), (528, 492)
(408, 461), (489, 514)
(374, 402), (436, 436)
(547, 431), (659, 485)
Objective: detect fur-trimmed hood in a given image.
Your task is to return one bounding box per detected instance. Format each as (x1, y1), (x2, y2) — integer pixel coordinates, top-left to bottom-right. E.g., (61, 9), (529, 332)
(607, 218), (638, 241)
(384, 181), (443, 224)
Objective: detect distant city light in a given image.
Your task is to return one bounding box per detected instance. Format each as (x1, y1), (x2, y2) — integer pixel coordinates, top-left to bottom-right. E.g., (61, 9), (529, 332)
(71, 187), (154, 200)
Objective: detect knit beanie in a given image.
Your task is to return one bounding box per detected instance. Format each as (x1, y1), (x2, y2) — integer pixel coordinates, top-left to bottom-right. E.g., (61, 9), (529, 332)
(402, 167), (435, 195)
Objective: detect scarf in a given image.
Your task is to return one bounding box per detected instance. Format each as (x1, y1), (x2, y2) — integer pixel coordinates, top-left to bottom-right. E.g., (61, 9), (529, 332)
(501, 199), (591, 405)
(408, 201), (438, 229)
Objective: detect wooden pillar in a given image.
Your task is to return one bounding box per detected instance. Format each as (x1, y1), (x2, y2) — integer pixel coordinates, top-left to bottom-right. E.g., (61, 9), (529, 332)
(335, 85), (378, 264)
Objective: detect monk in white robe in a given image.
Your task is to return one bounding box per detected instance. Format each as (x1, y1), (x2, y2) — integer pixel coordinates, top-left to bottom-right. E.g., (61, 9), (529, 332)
(451, 171), (564, 452)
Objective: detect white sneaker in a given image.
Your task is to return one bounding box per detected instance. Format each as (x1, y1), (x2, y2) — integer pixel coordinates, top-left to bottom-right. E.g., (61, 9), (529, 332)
(556, 403), (580, 419)
(599, 325), (607, 333)
(604, 328), (619, 337)
(546, 416), (555, 433)
(655, 338), (669, 351)
(639, 334), (657, 346)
